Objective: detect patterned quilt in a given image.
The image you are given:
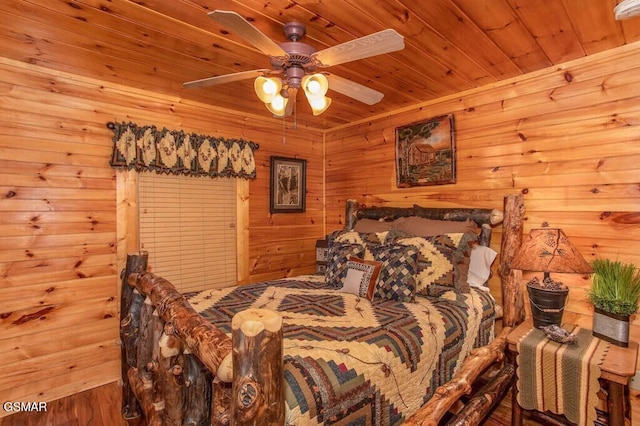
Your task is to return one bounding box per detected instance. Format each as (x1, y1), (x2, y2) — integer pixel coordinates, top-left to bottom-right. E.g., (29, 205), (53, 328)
(188, 275), (496, 425)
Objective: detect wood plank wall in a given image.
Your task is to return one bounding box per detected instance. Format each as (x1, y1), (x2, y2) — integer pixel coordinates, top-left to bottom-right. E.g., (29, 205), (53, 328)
(0, 56), (323, 414)
(325, 41), (640, 352)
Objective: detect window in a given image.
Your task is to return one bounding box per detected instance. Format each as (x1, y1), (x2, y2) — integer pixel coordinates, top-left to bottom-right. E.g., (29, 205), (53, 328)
(138, 173), (237, 293)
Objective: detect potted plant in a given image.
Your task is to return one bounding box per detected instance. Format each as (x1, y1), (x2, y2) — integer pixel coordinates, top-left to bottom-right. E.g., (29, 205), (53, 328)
(588, 258), (640, 347)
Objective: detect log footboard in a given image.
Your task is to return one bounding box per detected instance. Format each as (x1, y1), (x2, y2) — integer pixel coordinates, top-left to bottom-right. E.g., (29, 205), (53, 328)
(121, 263), (285, 425)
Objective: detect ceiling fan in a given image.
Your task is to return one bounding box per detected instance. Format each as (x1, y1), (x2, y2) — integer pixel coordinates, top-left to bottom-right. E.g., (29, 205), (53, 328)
(183, 10), (405, 117)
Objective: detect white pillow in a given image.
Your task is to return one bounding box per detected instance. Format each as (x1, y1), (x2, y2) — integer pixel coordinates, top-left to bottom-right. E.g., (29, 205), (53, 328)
(468, 245), (498, 287)
(339, 257), (382, 300)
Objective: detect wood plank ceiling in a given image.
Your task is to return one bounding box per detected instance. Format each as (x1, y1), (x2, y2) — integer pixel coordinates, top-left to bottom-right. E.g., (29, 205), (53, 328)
(1, 0), (638, 130)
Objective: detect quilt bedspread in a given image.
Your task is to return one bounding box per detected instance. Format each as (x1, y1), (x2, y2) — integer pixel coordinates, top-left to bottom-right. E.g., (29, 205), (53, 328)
(188, 275), (496, 425)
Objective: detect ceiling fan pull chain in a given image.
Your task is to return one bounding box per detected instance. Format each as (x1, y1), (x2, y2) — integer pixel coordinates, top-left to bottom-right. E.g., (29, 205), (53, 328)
(282, 113), (286, 144)
(293, 95), (298, 131)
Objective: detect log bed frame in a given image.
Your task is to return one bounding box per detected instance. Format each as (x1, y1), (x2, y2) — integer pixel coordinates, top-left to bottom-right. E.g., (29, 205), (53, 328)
(119, 194), (526, 425)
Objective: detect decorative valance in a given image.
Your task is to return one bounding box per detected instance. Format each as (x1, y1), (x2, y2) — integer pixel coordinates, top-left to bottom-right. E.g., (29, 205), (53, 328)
(107, 121), (259, 179)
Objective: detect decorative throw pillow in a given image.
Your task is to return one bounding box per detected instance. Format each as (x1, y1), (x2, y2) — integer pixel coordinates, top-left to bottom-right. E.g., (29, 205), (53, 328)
(325, 241), (365, 288)
(340, 257), (383, 300)
(397, 233), (477, 295)
(331, 230), (392, 260)
(370, 244), (419, 303)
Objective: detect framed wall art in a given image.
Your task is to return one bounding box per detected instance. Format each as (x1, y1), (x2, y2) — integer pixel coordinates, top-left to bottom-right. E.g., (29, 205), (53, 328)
(395, 114), (456, 187)
(270, 156), (306, 213)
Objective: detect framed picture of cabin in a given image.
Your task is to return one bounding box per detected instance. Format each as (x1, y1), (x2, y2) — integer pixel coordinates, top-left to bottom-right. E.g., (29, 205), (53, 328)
(270, 156), (306, 213)
(395, 114), (456, 187)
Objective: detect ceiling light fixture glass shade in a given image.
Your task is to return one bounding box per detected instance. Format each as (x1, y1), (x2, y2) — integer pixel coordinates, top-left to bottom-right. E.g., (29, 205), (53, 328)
(307, 96), (332, 116)
(302, 73), (329, 98)
(302, 73), (330, 115)
(254, 76), (282, 103)
(265, 93), (289, 117)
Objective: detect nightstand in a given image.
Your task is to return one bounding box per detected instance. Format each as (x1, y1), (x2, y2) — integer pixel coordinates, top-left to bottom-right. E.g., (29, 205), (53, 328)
(315, 239), (328, 274)
(507, 318), (638, 426)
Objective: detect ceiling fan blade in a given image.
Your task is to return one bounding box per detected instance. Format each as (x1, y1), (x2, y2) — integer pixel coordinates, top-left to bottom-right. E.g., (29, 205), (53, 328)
(183, 69), (272, 89)
(313, 29), (404, 67)
(209, 10), (287, 57)
(326, 74), (384, 105)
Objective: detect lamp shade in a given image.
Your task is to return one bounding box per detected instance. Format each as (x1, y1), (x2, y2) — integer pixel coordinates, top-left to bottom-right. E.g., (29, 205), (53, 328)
(511, 228), (592, 274)
(254, 77), (282, 103)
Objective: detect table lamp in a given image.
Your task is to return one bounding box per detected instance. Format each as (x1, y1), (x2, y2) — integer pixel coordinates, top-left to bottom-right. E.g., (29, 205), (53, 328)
(511, 228), (592, 328)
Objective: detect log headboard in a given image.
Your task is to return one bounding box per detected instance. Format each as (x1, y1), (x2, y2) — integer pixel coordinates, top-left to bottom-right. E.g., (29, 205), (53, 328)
(344, 199), (504, 247)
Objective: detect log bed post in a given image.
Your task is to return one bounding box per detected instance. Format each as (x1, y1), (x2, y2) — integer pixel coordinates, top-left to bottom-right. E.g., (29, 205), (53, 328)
(499, 194), (526, 328)
(119, 251), (148, 421)
(345, 199), (359, 230)
(231, 308), (284, 425)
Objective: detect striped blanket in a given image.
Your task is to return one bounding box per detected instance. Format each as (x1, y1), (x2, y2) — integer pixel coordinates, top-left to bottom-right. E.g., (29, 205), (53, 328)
(516, 325), (609, 426)
(188, 275), (496, 425)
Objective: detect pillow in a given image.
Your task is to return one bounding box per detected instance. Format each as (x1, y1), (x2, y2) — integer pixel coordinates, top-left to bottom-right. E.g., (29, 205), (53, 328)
(353, 218), (395, 233)
(325, 241), (365, 288)
(396, 233), (477, 295)
(340, 257), (382, 300)
(393, 216), (479, 237)
(331, 230), (394, 260)
(370, 244), (419, 303)
(468, 245), (498, 287)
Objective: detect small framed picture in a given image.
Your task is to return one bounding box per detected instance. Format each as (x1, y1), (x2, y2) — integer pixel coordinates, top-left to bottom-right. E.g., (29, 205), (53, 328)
(395, 114), (456, 187)
(270, 156), (306, 213)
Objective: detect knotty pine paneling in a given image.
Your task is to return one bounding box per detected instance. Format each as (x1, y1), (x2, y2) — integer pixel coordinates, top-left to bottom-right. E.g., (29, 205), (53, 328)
(0, 56), (323, 414)
(325, 42), (640, 362)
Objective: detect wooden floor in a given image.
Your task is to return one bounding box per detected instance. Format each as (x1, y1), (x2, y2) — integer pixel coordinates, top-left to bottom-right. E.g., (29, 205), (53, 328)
(1, 380), (639, 425)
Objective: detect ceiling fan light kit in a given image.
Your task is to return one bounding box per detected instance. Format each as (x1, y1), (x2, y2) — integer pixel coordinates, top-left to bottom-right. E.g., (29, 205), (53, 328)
(183, 10), (405, 119)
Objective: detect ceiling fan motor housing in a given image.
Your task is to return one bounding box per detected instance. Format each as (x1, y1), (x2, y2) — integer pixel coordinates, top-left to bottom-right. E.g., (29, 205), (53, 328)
(283, 22), (306, 41)
(271, 30), (318, 88)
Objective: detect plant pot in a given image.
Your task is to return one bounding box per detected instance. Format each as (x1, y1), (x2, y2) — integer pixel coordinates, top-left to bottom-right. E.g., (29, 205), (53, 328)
(527, 283), (569, 329)
(592, 307), (630, 347)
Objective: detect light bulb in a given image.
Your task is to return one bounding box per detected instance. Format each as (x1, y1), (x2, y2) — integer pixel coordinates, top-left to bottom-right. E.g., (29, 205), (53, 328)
(307, 80), (321, 95)
(302, 74), (329, 98)
(254, 77), (282, 103)
(263, 79), (278, 95)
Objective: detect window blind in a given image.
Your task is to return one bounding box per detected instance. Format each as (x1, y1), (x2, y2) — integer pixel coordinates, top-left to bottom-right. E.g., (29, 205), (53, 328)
(138, 173), (237, 293)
